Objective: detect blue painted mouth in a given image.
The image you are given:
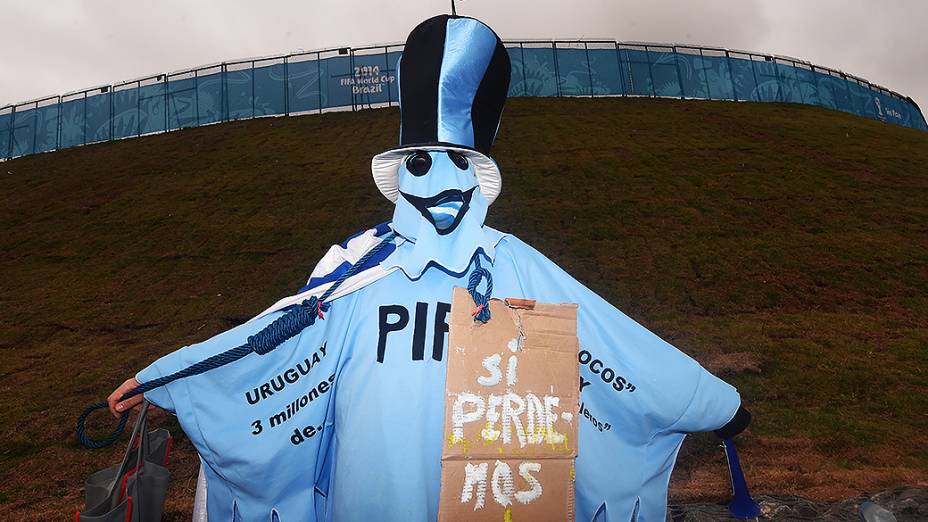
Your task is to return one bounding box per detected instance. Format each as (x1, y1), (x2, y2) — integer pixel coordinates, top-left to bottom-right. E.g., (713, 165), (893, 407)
(428, 195), (465, 230)
(400, 188), (475, 235)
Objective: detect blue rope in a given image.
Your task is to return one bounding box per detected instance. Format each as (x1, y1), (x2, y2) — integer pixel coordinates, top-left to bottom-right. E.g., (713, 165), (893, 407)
(467, 255), (493, 323)
(77, 232), (395, 449)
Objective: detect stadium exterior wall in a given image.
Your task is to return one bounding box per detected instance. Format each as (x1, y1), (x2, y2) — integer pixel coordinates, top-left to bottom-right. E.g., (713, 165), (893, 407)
(1, 40), (925, 161)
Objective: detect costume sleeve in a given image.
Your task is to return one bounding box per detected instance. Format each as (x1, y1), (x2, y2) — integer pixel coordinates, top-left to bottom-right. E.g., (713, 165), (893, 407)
(133, 226), (389, 521)
(134, 303), (342, 522)
(493, 236), (741, 521)
(495, 236), (741, 438)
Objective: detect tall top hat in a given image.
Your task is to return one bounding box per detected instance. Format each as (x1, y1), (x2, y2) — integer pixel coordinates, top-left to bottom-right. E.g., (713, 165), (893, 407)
(371, 14), (511, 205)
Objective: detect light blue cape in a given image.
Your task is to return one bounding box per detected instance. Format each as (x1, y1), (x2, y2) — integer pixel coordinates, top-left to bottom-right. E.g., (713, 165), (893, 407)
(139, 235), (739, 521)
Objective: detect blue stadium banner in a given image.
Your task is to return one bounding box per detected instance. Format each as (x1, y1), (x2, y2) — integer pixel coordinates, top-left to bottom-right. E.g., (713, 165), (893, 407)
(2, 40), (925, 160)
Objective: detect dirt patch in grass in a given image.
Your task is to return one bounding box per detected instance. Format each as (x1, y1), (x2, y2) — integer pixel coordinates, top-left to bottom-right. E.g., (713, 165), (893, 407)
(1, 97), (926, 519)
(701, 352), (764, 377)
(674, 434), (928, 504)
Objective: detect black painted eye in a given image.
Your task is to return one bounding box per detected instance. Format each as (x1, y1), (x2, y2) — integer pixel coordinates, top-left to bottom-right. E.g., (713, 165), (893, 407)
(447, 150), (469, 170)
(405, 152), (432, 176)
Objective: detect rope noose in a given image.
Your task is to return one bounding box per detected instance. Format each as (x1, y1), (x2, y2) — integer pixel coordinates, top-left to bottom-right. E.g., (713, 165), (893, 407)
(77, 232), (395, 449)
(467, 254), (493, 323)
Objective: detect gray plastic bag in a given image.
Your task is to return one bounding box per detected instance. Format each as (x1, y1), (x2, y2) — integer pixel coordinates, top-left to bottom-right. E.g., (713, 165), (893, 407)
(78, 402), (171, 522)
(84, 427), (171, 509)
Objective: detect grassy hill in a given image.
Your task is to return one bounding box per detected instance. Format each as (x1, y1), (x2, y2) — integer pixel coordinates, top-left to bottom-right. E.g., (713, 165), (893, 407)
(1, 97), (926, 520)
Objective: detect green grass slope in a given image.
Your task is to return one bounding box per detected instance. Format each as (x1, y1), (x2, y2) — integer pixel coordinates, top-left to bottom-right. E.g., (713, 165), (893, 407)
(1, 98), (926, 519)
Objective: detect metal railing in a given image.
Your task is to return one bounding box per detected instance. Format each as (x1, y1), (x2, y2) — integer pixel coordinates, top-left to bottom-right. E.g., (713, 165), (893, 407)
(1, 39), (924, 161)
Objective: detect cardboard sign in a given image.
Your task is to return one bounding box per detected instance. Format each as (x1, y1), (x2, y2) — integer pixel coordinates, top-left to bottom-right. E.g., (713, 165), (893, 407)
(439, 287), (579, 521)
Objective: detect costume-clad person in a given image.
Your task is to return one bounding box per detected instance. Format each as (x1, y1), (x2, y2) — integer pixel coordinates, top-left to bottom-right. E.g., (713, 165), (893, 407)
(137, 14), (748, 522)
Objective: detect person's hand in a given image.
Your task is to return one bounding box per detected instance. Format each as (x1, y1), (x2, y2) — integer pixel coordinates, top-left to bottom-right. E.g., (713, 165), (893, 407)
(107, 377), (143, 418)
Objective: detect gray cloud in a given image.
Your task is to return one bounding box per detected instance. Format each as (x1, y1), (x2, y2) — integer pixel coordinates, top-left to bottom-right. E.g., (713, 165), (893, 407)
(1, 0), (925, 111)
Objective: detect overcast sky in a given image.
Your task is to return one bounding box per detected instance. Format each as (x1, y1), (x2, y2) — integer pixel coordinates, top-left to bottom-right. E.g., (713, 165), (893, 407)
(1, 0), (926, 111)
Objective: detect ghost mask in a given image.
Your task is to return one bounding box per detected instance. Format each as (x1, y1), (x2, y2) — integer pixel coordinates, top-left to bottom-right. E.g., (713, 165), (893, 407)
(386, 148), (503, 278)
